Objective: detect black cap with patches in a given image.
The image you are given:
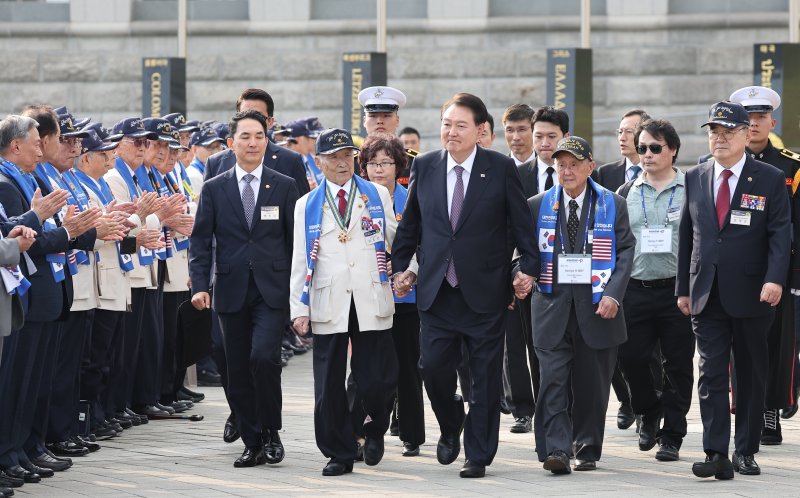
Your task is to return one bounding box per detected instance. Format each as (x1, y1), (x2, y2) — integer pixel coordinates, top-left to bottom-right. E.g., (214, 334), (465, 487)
(81, 130), (119, 153)
(142, 117), (178, 143)
(315, 128), (359, 155)
(110, 117), (158, 141)
(701, 101), (750, 129)
(59, 113), (91, 138)
(553, 136), (593, 162)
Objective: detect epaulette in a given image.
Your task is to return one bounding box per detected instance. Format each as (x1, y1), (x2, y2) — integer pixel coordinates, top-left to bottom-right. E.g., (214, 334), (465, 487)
(405, 148), (419, 159)
(781, 148), (800, 162)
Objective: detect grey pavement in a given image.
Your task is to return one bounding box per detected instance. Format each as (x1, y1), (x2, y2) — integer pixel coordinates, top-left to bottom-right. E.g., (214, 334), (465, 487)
(15, 351), (800, 497)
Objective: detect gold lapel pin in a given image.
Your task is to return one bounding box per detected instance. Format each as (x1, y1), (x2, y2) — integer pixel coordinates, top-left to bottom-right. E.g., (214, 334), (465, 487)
(358, 204), (363, 208)
(272, 155), (277, 159)
(747, 177), (752, 182)
(265, 184), (271, 189)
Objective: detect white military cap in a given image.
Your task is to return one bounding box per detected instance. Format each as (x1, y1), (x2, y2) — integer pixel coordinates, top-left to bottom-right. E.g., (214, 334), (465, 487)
(729, 86), (781, 113)
(358, 86), (407, 113)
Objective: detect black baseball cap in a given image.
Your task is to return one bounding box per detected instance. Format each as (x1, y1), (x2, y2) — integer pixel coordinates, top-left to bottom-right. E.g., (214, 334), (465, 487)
(82, 130), (119, 153)
(189, 128), (225, 148)
(553, 136), (593, 162)
(701, 101), (750, 129)
(110, 117), (158, 140)
(315, 128), (359, 155)
(142, 117), (178, 143)
(59, 113), (91, 138)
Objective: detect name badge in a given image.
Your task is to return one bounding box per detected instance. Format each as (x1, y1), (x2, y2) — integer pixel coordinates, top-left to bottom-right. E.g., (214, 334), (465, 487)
(641, 227), (672, 253)
(364, 229), (382, 245)
(261, 206), (279, 220)
(730, 210), (751, 226)
(557, 254), (592, 284)
(666, 207), (681, 222)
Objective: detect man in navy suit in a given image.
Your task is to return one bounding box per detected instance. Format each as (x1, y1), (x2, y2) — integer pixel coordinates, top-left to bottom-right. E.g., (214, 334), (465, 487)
(677, 101), (791, 479)
(190, 110), (299, 468)
(392, 93), (538, 478)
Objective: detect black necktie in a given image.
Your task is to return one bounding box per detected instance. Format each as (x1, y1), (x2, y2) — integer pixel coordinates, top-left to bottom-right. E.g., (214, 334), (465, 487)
(567, 199), (579, 252)
(544, 166), (555, 191)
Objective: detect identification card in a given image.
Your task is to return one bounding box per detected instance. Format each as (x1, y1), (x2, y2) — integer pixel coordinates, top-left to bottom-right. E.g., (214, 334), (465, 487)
(260, 206), (279, 220)
(666, 207), (681, 222)
(364, 229), (382, 245)
(640, 227), (672, 253)
(557, 254), (592, 284)
(730, 210), (751, 226)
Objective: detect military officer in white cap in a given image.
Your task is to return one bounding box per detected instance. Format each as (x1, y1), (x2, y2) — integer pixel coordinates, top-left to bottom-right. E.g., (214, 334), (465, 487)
(730, 85), (800, 447)
(358, 86), (406, 137)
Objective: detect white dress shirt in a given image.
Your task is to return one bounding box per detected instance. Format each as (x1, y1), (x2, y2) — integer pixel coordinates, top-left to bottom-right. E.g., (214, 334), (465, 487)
(563, 185), (588, 220)
(625, 157), (642, 182)
(513, 150), (536, 167)
(235, 163), (263, 197)
(325, 177), (353, 204)
(446, 146), (477, 217)
(536, 157), (556, 194)
(713, 153), (746, 204)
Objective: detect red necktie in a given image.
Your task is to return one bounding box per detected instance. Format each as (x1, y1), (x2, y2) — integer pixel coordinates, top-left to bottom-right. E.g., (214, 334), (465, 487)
(716, 169), (733, 229)
(337, 189), (347, 219)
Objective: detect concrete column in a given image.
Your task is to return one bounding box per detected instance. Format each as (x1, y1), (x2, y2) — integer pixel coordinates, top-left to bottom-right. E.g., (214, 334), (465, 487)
(251, 0), (311, 22)
(428, 0), (488, 19)
(70, 0), (132, 23)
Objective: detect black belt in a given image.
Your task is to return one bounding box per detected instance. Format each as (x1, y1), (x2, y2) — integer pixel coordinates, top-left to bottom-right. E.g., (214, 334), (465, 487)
(629, 276), (675, 288)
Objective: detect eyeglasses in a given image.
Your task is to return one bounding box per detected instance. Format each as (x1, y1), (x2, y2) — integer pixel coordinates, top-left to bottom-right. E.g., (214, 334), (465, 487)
(616, 128), (636, 136)
(365, 161), (395, 169)
(635, 143), (667, 155)
(59, 137), (82, 148)
(122, 138), (148, 147)
(708, 128), (746, 141)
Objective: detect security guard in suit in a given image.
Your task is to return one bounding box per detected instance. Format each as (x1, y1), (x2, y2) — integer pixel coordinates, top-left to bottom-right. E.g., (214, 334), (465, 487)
(729, 86), (800, 444)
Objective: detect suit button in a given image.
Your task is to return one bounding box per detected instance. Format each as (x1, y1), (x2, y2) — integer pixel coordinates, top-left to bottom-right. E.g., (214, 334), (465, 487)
(349, 262), (354, 267)
(451, 236), (456, 241)
(716, 238), (722, 243)
(346, 289), (351, 293)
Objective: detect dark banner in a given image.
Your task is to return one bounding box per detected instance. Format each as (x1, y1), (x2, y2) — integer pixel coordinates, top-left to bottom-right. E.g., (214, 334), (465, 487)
(754, 43), (800, 148)
(142, 57), (186, 118)
(342, 52), (387, 139)
(546, 48), (592, 140)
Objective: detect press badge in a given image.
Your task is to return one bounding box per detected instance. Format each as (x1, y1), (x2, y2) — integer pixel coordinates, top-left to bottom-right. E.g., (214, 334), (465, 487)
(730, 210), (751, 226)
(666, 207), (681, 222)
(557, 254), (592, 284)
(260, 206), (279, 220)
(641, 227), (672, 253)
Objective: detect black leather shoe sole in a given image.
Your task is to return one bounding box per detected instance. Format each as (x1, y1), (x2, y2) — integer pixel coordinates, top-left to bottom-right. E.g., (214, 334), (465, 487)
(233, 454), (266, 468)
(655, 447), (679, 462)
(543, 456), (571, 474)
(322, 461), (353, 476)
(692, 461), (734, 480)
(574, 460), (596, 471)
(402, 444), (420, 457)
(459, 462), (485, 478)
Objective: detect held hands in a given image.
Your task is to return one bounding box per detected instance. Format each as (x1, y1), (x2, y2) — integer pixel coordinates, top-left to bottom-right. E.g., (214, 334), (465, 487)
(292, 316), (310, 336)
(595, 296), (619, 319)
(513, 272), (534, 299)
(392, 270), (416, 298)
(31, 188), (68, 221)
(62, 206), (102, 238)
(191, 291), (210, 310)
(760, 282), (783, 307)
(8, 225), (36, 252)
(677, 296), (692, 316)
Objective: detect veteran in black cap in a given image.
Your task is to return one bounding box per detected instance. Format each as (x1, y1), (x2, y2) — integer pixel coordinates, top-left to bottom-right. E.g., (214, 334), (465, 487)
(729, 86), (800, 435)
(678, 101), (791, 480)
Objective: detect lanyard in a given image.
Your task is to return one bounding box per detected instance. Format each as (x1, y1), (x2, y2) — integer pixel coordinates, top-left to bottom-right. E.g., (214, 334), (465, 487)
(324, 180), (357, 230)
(558, 189), (592, 254)
(640, 184), (676, 228)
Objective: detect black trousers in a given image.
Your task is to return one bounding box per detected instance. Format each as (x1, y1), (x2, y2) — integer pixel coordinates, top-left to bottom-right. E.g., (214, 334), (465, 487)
(693, 282), (772, 456)
(116, 287), (146, 412)
(160, 290), (190, 403)
(390, 303), (425, 446)
(313, 300), (398, 463)
(503, 295), (539, 418)
(764, 289), (795, 408)
(0, 326), (28, 467)
(86, 309), (125, 424)
(23, 321), (61, 459)
(534, 303), (616, 463)
(210, 308), (232, 409)
(132, 287), (164, 407)
(217, 275), (285, 449)
(47, 309), (93, 443)
(620, 282), (694, 447)
(419, 283), (505, 467)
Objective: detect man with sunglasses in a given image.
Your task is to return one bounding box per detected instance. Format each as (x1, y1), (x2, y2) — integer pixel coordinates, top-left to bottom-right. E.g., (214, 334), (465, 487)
(617, 119), (694, 463)
(729, 86), (800, 442)
(678, 101), (790, 479)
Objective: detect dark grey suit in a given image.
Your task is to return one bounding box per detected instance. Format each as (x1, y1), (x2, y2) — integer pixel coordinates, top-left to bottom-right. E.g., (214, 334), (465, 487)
(528, 187), (635, 463)
(204, 141), (310, 196)
(594, 158), (627, 193)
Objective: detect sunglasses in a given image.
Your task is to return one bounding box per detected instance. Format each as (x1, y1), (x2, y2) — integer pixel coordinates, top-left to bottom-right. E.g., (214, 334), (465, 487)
(636, 143), (667, 155)
(122, 138), (148, 147)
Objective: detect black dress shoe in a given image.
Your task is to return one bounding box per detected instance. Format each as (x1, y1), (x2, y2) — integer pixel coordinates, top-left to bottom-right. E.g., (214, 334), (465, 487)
(574, 459), (596, 471)
(638, 415), (661, 451)
(617, 402), (635, 430)
(177, 386), (205, 403)
(71, 436), (100, 453)
(322, 459), (353, 476)
(692, 452), (733, 480)
(104, 419), (124, 433)
(263, 430), (285, 464)
(155, 403), (176, 415)
(43, 448), (72, 465)
(732, 452), (760, 475)
(363, 436), (384, 466)
(20, 463), (53, 479)
(761, 409), (782, 445)
(133, 405), (171, 419)
(90, 423), (118, 439)
(655, 442), (679, 461)
(197, 369), (222, 387)
(2, 466), (40, 484)
(47, 440), (90, 457)
(402, 443), (420, 457)
(459, 460), (485, 478)
(109, 416), (132, 429)
(233, 447), (266, 468)
(223, 414), (240, 443)
(172, 400), (193, 412)
(510, 415), (532, 433)
(31, 452), (72, 471)
(0, 470), (23, 488)
(126, 407), (149, 424)
(0, 486), (13, 497)
(543, 450), (571, 474)
(116, 411), (140, 427)
(436, 433), (461, 465)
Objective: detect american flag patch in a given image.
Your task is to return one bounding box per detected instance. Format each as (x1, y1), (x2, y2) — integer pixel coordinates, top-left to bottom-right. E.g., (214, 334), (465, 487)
(592, 237), (613, 261)
(539, 262), (554, 284)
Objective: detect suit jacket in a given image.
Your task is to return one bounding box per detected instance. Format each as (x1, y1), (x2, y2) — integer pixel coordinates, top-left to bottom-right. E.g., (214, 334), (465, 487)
(517, 159), (540, 199)
(290, 181), (397, 334)
(676, 156), (791, 317)
(392, 147), (538, 313)
(527, 189), (635, 350)
(0, 237), (23, 338)
(190, 165), (299, 313)
(204, 142), (310, 196)
(594, 158), (627, 192)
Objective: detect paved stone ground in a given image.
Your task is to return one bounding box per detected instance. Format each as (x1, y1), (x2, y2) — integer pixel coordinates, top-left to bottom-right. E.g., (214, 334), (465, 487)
(15, 351), (800, 497)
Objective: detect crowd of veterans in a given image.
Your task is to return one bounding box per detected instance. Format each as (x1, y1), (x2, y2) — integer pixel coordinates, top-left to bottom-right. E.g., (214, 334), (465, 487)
(0, 81), (799, 496)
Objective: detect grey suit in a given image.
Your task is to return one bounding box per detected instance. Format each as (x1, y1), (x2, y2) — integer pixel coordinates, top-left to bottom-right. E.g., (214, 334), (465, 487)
(0, 238), (23, 362)
(528, 187), (635, 463)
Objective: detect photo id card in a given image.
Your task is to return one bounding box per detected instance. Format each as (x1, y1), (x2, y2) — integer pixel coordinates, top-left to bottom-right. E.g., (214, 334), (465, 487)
(640, 227), (672, 253)
(730, 210), (751, 226)
(261, 206), (279, 220)
(557, 254), (592, 284)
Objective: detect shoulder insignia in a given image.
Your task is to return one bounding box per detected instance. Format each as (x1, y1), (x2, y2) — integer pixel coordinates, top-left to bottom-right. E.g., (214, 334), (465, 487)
(405, 148), (419, 158)
(780, 148), (800, 162)
(793, 168), (800, 196)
